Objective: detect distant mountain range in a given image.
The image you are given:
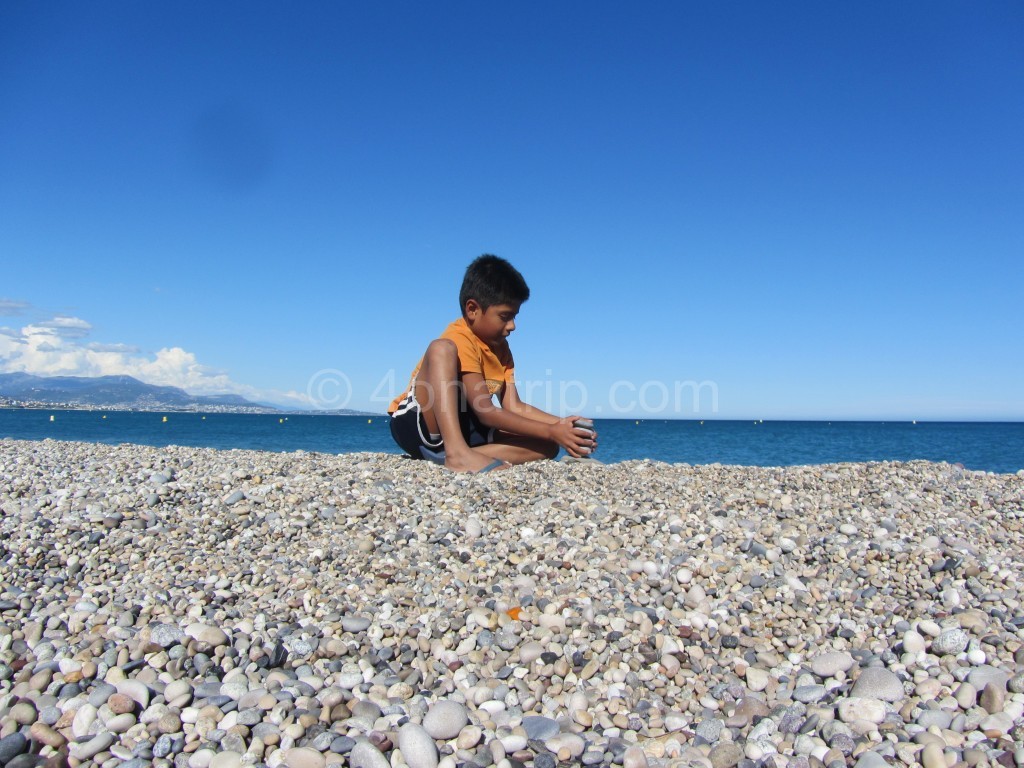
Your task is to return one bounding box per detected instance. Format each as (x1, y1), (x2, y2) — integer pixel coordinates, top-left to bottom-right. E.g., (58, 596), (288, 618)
(0, 373), (277, 412)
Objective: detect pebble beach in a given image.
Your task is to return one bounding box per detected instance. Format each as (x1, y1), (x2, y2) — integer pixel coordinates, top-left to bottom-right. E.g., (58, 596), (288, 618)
(1, 439), (1023, 768)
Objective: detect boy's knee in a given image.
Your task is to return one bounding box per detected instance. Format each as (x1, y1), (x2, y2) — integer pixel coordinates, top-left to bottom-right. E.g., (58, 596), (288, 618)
(426, 339), (458, 360)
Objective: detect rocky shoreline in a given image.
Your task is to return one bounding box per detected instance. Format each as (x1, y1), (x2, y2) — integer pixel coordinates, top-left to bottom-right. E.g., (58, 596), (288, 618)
(1, 438), (1022, 768)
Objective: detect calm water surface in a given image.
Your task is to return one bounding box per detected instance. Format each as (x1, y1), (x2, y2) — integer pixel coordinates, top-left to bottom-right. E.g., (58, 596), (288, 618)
(1, 410), (1022, 473)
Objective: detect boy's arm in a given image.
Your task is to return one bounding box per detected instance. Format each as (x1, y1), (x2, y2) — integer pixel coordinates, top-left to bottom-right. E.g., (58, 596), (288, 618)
(463, 373), (595, 456)
(500, 381), (559, 424)
(461, 374), (553, 439)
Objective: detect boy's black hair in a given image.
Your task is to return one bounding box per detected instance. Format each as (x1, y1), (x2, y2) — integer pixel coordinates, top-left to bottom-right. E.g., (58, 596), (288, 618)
(459, 254), (530, 315)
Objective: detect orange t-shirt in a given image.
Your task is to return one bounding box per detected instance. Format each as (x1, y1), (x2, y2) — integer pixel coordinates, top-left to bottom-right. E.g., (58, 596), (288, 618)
(389, 318), (515, 414)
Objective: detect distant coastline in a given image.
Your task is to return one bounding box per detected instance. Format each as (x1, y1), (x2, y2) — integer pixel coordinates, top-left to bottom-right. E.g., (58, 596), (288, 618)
(0, 399), (381, 416)
(0, 373), (382, 416)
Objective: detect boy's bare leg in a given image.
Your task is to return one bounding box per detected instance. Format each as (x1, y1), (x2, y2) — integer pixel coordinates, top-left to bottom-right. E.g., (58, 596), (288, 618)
(415, 340), (510, 473)
(476, 433), (559, 465)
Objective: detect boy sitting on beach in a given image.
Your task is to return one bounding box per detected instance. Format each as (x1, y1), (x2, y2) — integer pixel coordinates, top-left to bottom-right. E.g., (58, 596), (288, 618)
(388, 255), (597, 473)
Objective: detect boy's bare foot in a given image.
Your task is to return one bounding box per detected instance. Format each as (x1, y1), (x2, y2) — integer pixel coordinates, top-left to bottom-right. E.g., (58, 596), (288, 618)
(445, 453), (510, 473)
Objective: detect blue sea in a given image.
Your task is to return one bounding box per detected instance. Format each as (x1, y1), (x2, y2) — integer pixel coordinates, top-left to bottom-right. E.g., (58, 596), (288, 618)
(1, 409), (1022, 473)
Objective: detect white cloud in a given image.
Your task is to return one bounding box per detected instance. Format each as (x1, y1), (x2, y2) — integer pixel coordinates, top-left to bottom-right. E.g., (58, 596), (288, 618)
(32, 316), (93, 338)
(0, 314), (310, 408)
(86, 342), (141, 354)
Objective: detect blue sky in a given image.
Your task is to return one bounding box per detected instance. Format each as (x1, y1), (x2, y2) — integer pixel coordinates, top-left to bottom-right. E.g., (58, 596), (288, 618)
(1, 2), (1021, 419)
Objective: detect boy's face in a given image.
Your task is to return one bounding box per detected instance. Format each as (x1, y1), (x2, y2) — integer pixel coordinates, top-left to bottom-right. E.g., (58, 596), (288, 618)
(466, 300), (520, 348)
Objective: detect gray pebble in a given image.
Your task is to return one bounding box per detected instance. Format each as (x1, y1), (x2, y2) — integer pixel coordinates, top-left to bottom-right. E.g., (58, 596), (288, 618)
(153, 734), (176, 758)
(917, 709), (954, 729)
(810, 651), (855, 678)
(931, 628), (969, 655)
(349, 739), (391, 768)
(88, 682), (117, 707)
(854, 751), (891, 768)
(342, 616), (372, 633)
(696, 717), (724, 743)
(5, 756), (46, 768)
(522, 715), (560, 740)
(967, 665), (1010, 691)
(0, 733), (29, 764)
(793, 684), (827, 703)
(1007, 672), (1024, 694)
(69, 731), (115, 761)
(150, 623), (186, 648)
(850, 667), (906, 701)
(422, 700), (468, 740)
(332, 736), (356, 754)
(398, 723), (438, 768)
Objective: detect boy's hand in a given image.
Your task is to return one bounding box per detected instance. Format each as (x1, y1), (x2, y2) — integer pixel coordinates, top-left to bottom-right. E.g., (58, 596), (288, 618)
(549, 416), (598, 458)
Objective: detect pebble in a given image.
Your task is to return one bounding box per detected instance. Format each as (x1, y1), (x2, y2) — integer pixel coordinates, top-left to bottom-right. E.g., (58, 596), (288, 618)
(185, 622), (229, 647)
(955, 682), (978, 709)
(522, 715), (560, 740)
(1008, 672), (1024, 694)
(422, 700), (469, 740)
(398, 723), (439, 768)
(342, 616), (372, 633)
(107, 692), (137, 714)
(902, 630), (926, 654)
(277, 747), (326, 768)
(854, 751), (892, 768)
(810, 651), (855, 677)
(0, 733), (28, 764)
(920, 743), (946, 768)
(1, 440), (1022, 768)
(746, 666), (770, 691)
(624, 745), (650, 768)
(348, 740), (391, 768)
(455, 724), (482, 749)
(916, 709), (954, 729)
(209, 753), (243, 768)
(837, 697), (887, 724)
(545, 732), (585, 759)
(932, 628), (970, 655)
(116, 679), (151, 707)
(968, 665), (1011, 690)
(850, 668), (906, 701)
(29, 722), (66, 749)
(150, 622), (187, 648)
(69, 731), (115, 761)
(696, 717), (725, 743)
(710, 742), (745, 768)
(793, 684), (827, 703)
(980, 681), (1006, 713)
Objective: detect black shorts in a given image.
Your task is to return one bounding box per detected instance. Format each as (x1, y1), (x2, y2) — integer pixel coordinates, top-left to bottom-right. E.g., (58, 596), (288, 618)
(389, 385), (495, 463)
